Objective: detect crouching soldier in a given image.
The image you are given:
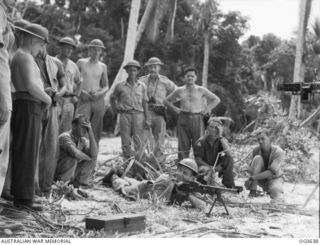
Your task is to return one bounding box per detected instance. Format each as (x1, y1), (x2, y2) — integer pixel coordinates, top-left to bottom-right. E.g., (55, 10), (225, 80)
(194, 117), (236, 188)
(244, 130), (284, 200)
(153, 158), (206, 210)
(55, 114), (98, 188)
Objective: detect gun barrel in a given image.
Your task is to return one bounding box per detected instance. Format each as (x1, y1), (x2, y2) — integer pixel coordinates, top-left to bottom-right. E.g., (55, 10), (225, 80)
(277, 83), (301, 92)
(202, 185), (240, 194)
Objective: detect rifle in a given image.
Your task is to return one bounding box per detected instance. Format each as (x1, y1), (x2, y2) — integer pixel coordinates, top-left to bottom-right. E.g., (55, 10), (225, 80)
(277, 81), (320, 103)
(177, 181), (243, 216)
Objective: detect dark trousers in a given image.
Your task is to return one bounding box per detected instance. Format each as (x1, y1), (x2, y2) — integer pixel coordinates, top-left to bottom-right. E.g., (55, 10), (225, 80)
(218, 155), (235, 188)
(178, 113), (204, 160)
(197, 155), (235, 188)
(11, 100), (43, 203)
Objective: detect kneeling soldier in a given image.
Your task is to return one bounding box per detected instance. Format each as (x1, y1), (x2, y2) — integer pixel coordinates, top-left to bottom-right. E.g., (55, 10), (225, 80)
(245, 130), (284, 200)
(194, 118), (236, 188)
(55, 114), (98, 188)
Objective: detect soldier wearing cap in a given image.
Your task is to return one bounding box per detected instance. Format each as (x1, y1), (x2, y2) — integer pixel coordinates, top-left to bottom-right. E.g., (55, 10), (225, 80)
(56, 37), (81, 133)
(139, 57), (176, 160)
(0, 0), (15, 198)
(164, 67), (220, 160)
(10, 23), (52, 210)
(153, 158), (206, 209)
(112, 60), (150, 161)
(33, 29), (68, 194)
(194, 117), (236, 188)
(76, 39), (109, 146)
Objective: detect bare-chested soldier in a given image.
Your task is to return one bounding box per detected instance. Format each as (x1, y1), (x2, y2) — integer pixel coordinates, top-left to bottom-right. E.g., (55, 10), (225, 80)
(164, 67), (220, 160)
(76, 39), (109, 146)
(10, 23), (51, 210)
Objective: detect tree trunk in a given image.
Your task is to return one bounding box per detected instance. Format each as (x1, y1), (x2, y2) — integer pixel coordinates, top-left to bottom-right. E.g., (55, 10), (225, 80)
(202, 31), (210, 88)
(165, 0), (178, 43)
(289, 0), (312, 119)
(135, 0), (157, 48)
(104, 0), (141, 106)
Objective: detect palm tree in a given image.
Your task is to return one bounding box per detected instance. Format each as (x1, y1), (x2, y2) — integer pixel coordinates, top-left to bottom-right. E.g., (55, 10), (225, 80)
(192, 0), (219, 88)
(289, 0), (313, 119)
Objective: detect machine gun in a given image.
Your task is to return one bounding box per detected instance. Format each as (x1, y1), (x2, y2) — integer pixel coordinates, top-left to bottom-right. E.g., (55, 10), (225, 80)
(177, 181), (243, 216)
(277, 81), (320, 103)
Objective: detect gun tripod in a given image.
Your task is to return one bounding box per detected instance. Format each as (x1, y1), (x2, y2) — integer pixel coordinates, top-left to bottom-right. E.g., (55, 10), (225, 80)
(207, 191), (229, 216)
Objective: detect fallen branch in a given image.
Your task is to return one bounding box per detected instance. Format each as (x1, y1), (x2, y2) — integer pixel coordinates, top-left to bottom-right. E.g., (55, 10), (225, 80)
(241, 120), (256, 133)
(300, 105), (320, 127)
(303, 183), (319, 208)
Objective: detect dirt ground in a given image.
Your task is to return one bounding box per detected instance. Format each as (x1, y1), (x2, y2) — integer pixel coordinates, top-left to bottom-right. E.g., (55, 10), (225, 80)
(54, 136), (319, 238)
(1, 136), (318, 238)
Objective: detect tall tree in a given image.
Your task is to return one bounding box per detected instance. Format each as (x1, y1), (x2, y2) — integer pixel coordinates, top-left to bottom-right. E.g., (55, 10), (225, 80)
(104, 0), (141, 106)
(289, 0), (313, 119)
(192, 0), (219, 88)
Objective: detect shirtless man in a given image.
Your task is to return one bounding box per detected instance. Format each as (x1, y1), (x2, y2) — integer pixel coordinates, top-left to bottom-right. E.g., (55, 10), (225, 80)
(76, 39), (109, 145)
(164, 67), (220, 160)
(10, 23), (51, 210)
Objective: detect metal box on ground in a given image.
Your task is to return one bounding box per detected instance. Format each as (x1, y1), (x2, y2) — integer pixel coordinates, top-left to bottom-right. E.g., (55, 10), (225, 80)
(85, 213), (146, 233)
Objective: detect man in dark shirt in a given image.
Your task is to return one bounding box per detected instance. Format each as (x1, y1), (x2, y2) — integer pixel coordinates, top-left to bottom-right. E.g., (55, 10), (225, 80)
(194, 118), (235, 188)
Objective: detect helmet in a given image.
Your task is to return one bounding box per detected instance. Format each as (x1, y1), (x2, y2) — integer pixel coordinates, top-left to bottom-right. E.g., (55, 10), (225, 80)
(14, 19), (30, 32)
(23, 23), (49, 43)
(59, 37), (76, 48)
(178, 158), (198, 174)
(145, 57), (163, 66)
(123, 60), (141, 70)
(88, 39), (105, 49)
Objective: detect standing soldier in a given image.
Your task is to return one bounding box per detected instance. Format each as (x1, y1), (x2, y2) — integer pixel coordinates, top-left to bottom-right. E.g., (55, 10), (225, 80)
(76, 39), (109, 146)
(35, 40), (68, 194)
(164, 67), (220, 160)
(112, 60), (150, 160)
(0, 0), (15, 196)
(56, 37), (81, 133)
(139, 57), (176, 160)
(11, 23), (52, 210)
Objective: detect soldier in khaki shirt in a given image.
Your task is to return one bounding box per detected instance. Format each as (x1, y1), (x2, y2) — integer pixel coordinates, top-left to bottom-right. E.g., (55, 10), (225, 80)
(139, 57), (176, 160)
(112, 60), (150, 161)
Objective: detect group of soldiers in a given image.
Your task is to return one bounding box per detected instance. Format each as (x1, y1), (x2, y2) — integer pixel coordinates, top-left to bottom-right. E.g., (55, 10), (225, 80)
(0, 0), (285, 212)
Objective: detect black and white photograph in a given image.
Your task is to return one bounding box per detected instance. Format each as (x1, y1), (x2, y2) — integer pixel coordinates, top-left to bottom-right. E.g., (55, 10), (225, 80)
(0, 0), (319, 242)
